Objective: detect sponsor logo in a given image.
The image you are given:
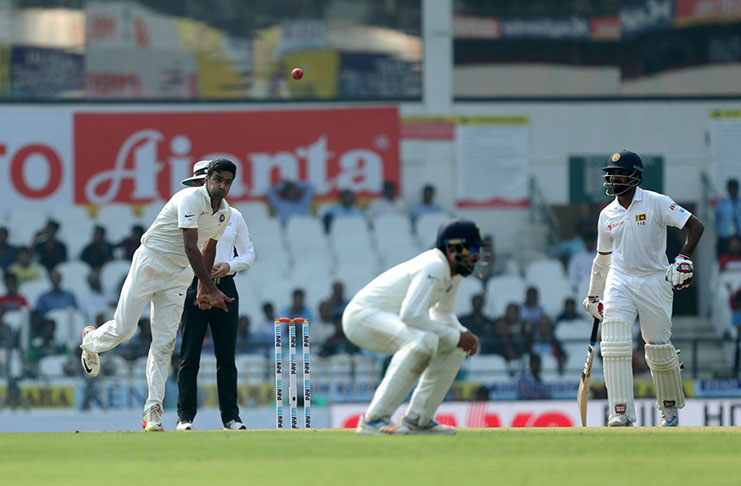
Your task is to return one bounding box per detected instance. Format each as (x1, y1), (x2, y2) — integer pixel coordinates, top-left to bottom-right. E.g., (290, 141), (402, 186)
(607, 221), (624, 231)
(615, 403), (627, 414)
(184, 213), (194, 218)
(220, 214), (225, 222)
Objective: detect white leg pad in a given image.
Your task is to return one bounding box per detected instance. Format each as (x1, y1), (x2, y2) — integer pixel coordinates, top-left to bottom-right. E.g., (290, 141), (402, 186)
(365, 332), (439, 421)
(644, 343), (685, 410)
(600, 319), (636, 423)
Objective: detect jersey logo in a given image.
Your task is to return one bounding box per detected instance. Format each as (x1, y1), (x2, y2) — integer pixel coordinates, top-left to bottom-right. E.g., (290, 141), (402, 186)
(635, 214), (646, 222)
(184, 214), (195, 218)
(220, 214), (226, 222)
(669, 204), (675, 210)
(426, 274), (438, 281)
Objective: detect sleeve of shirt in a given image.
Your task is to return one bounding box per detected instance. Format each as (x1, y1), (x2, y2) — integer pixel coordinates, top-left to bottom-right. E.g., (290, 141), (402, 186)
(399, 260), (460, 349)
(658, 194), (692, 229)
(596, 211), (613, 253)
(211, 204), (231, 241)
(429, 277), (466, 331)
(178, 191), (203, 229)
(226, 211), (256, 273)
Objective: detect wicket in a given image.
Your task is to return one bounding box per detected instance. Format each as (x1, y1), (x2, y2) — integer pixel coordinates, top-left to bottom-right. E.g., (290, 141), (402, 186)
(274, 318), (311, 429)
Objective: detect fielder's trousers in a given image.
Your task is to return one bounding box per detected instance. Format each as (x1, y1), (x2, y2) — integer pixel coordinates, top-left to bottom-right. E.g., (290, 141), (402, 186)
(177, 275), (240, 425)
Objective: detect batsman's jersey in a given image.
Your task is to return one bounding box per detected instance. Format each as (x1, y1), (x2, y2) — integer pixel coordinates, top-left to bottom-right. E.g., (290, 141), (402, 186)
(597, 187), (691, 276)
(141, 185), (231, 269)
(349, 248), (464, 347)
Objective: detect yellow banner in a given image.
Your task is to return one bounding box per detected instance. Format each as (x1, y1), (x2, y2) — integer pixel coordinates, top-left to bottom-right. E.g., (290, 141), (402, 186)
(710, 110), (741, 119)
(281, 50), (339, 99)
(403, 115), (529, 125)
(0, 385), (75, 408)
(0, 45), (9, 98)
(201, 383), (275, 407)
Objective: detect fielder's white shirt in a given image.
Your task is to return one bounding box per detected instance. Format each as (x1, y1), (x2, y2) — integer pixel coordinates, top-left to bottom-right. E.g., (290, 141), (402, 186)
(349, 248), (465, 348)
(214, 208), (255, 275)
(597, 187), (691, 276)
(141, 185), (231, 269)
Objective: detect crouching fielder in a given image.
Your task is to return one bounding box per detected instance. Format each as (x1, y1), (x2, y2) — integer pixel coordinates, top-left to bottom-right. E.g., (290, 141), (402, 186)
(583, 150), (704, 427)
(344, 219), (488, 435)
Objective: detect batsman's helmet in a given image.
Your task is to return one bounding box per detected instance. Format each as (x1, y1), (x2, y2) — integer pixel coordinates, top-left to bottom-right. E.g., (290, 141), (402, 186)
(602, 150), (643, 196)
(435, 219), (490, 278)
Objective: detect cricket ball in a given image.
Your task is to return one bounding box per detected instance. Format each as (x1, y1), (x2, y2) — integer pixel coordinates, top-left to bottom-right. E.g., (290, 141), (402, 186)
(291, 68), (303, 80)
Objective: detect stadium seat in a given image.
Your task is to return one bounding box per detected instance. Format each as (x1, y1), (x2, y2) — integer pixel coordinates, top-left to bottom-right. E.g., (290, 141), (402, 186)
(236, 354), (269, 383)
(285, 216), (328, 258)
(60, 219), (96, 261)
(455, 277), (485, 315)
(56, 260), (92, 300)
(38, 355), (69, 378)
(524, 258), (566, 284)
(46, 308), (88, 348)
(232, 201), (271, 223)
(20, 279), (52, 309)
(465, 354), (511, 382)
(554, 320), (591, 341)
(8, 206), (48, 246)
(96, 204), (140, 244)
(484, 275), (527, 317)
(100, 260), (132, 291)
(373, 213), (413, 240)
(415, 212), (450, 247)
(528, 274), (575, 317)
(334, 260), (377, 296)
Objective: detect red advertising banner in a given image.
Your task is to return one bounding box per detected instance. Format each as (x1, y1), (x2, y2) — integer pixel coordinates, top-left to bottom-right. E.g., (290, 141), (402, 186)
(675, 0), (741, 25)
(74, 106), (399, 204)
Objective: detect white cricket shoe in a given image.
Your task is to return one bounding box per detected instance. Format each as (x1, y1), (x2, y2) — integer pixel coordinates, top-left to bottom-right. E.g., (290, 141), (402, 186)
(607, 415), (633, 427)
(223, 420), (247, 430)
(356, 415), (410, 435)
(142, 405), (164, 432)
(176, 421), (193, 431)
(80, 326), (100, 378)
(401, 415), (457, 435)
(661, 408), (679, 427)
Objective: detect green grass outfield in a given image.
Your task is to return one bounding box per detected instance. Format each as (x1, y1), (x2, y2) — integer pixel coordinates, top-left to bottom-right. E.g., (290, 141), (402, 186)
(2, 428), (740, 486)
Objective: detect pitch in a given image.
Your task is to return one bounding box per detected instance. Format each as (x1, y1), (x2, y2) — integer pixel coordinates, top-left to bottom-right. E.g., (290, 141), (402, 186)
(2, 427), (739, 485)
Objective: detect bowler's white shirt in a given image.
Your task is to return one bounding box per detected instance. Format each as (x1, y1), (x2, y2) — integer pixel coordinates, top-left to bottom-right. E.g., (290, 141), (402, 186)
(141, 185), (231, 269)
(214, 208), (255, 275)
(597, 187), (691, 276)
(349, 248), (466, 348)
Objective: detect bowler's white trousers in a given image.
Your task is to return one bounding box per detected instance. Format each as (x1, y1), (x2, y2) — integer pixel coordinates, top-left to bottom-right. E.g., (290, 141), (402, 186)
(603, 268), (673, 344)
(81, 247), (193, 411)
(343, 302), (466, 426)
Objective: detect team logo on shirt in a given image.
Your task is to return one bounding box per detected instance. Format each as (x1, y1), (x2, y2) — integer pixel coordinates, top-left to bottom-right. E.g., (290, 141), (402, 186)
(635, 214), (646, 221)
(220, 214), (226, 222)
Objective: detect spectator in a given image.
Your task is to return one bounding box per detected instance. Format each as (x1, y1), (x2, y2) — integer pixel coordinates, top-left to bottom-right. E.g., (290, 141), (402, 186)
(313, 301), (340, 347)
(516, 354), (550, 400)
(80, 225), (114, 270)
(549, 218), (592, 264)
(250, 302), (277, 353)
(367, 180), (407, 220)
(7, 247), (43, 285)
(35, 269), (78, 316)
(459, 294), (496, 339)
(79, 272), (115, 322)
(322, 188), (365, 233)
(0, 303), (18, 349)
(529, 315), (567, 373)
(235, 315), (252, 354)
(480, 234), (509, 280)
(280, 288), (314, 322)
(501, 302), (522, 334)
(719, 235), (741, 272)
(120, 318), (152, 361)
(519, 286), (546, 326)
(326, 280), (348, 321)
(486, 318), (520, 361)
(0, 273), (29, 310)
(117, 224), (145, 260)
(715, 178), (741, 256)
(556, 298), (584, 323)
(32, 220), (67, 271)
(728, 283), (741, 376)
(567, 235), (597, 289)
(27, 318), (67, 362)
(266, 179), (315, 226)
(409, 184), (444, 229)
(0, 227), (18, 271)
(320, 316), (358, 357)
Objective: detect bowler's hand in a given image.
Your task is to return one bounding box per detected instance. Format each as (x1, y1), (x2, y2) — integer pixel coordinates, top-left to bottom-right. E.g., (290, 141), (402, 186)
(208, 289), (235, 312)
(457, 330), (479, 357)
(211, 263), (231, 279)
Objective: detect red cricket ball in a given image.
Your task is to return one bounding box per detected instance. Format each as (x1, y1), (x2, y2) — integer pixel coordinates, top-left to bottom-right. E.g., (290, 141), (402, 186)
(291, 68), (303, 80)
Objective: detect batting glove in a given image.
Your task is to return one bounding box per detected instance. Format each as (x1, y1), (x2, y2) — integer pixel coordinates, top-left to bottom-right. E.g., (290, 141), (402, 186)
(665, 253), (693, 290)
(582, 296), (603, 321)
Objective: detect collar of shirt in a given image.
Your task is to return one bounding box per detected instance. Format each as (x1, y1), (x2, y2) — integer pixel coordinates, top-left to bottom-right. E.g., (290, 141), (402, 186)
(199, 185), (229, 214)
(612, 186), (644, 211)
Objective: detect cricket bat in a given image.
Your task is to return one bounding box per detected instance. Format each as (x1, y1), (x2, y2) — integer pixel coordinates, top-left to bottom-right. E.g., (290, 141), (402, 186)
(576, 318), (601, 427)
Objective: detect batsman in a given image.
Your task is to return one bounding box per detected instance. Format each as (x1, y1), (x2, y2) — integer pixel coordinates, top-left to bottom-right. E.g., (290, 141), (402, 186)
(583, 150), (704, 427)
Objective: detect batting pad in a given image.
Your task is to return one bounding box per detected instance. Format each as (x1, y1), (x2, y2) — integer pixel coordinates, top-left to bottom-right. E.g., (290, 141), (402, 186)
(601, 319), (635, 422)
(645, 343), (685, 410)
